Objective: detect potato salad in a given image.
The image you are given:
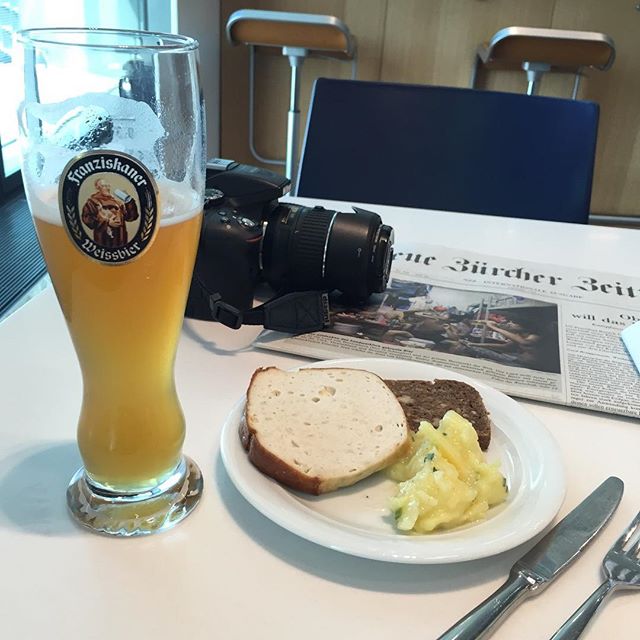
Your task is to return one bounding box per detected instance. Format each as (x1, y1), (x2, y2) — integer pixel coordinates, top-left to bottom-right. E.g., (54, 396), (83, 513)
(388, 410), (507, 533)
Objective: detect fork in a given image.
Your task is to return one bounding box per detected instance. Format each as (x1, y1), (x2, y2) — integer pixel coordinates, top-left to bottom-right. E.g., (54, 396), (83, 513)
(550, 510), (640, 639)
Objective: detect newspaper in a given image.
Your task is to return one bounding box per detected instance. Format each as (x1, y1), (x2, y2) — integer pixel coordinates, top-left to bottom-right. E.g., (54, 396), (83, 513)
(254, 243), (640, 419)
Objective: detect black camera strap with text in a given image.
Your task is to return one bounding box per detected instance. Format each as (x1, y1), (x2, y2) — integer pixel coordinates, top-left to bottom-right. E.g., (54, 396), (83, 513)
(207, 290), (330, 334)
(189, 254), (330, 334)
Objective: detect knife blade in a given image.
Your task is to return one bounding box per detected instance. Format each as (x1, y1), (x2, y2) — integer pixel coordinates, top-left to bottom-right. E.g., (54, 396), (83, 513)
(436, 476), (624, 640)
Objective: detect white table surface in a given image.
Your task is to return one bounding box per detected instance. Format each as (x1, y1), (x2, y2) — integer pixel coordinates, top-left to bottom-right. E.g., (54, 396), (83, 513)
(2, 198), (639, 640)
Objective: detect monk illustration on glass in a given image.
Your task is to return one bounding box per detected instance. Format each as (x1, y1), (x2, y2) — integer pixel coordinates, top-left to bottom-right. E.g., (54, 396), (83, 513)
(81, 178), (139, 248)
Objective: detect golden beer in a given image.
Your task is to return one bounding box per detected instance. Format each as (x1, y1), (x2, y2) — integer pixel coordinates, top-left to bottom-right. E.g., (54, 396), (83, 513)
(20, 27), (206, 535)
(33, 204), (202, 491)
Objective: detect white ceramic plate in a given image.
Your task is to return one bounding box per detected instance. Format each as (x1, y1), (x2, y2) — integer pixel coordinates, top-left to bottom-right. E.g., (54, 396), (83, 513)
(220, 358), (565, 564)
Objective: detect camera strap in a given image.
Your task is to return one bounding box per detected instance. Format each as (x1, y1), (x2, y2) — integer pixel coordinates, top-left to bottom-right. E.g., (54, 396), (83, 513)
(208, 291), (330, 334)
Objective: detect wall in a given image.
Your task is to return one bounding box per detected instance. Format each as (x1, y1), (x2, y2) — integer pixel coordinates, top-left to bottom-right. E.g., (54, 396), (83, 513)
(219, 0), (640, 216)
(173, 0), (221, 156)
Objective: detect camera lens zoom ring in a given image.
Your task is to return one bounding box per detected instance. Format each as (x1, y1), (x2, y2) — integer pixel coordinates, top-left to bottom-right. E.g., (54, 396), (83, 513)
(289, 210), (334, 284)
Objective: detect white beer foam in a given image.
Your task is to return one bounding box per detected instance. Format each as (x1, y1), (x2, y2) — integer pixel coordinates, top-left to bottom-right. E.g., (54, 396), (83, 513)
(25, 94), (166, 181)
(29, 178), (202, 227)
(23, 93), (203, 226)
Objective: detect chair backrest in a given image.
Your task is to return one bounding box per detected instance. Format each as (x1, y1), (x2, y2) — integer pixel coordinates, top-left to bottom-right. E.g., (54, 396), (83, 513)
(296, 79), (599, 223)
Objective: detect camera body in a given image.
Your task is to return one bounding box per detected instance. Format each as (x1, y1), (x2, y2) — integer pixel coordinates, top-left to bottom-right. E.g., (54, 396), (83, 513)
(186, 159), (288, 318)
(193, 201), (265, 315)
(185, 160), (394, 324)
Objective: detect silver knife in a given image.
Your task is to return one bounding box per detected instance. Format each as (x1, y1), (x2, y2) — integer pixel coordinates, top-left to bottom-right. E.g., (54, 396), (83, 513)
(436, 476), (624, 640)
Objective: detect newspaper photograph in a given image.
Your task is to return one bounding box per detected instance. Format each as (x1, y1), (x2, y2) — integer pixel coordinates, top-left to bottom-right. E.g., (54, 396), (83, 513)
(254, 244), (640, 418)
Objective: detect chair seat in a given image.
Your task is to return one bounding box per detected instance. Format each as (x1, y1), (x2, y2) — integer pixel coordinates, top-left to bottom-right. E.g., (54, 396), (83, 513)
(227, 9), (356, 59)
(477, 26), (615, 71)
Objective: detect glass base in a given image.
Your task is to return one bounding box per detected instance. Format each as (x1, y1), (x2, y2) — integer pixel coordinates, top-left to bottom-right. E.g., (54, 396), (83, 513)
(66, 456), (203, 537)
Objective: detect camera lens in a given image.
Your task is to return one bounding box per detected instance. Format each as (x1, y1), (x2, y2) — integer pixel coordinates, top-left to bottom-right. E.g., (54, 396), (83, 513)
(261, 205), (394, 299)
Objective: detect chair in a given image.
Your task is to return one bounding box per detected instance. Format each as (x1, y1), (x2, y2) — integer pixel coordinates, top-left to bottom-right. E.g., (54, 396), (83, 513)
(296, 79), (599, 223)
(226, 10), (357, 188)
(471, 27), (615, 98)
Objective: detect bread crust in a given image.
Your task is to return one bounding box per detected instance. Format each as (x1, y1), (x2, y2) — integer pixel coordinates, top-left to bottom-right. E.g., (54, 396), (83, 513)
(240, 367), (409, 495)
(242, 413), (323, 495)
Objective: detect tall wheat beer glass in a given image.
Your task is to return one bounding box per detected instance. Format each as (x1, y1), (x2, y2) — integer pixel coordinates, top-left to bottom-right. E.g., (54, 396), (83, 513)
(18, 29), (205, 536)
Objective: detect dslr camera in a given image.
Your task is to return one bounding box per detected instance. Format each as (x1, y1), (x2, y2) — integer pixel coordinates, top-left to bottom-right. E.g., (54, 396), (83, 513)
(185, 160), (394, 334)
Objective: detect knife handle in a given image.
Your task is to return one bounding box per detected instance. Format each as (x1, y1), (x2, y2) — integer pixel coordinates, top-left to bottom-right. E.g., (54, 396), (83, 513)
(436, 569), (537, 640)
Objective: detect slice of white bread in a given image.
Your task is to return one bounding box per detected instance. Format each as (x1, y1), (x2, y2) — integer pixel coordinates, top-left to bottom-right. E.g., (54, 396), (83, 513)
(240, 367), (410, 495)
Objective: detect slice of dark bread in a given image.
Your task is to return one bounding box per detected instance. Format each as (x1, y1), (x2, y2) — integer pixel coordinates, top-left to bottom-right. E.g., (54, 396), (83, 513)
(383, 379), (491, 450)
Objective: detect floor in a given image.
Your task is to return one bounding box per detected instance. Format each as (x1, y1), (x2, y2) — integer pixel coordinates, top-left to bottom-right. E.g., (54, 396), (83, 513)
(0, 194), (47, 322)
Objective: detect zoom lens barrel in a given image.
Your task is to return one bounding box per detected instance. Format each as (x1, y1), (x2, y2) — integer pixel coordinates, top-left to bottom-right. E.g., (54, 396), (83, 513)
(262, 205), (394, 299)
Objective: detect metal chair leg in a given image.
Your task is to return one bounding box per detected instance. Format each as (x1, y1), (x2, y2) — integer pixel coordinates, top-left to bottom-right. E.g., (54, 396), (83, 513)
(284, 47), (306, 186)
(523, 62), (550, 96)
(469, 53), (481, 89)
(571, 69), (583, 100)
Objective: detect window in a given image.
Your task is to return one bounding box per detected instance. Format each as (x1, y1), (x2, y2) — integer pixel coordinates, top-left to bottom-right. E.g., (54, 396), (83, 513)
(0, 0), (158, 197)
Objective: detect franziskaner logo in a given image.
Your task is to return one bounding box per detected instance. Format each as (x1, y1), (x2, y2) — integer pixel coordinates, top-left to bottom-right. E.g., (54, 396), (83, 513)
(59, 150), (158, 265)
